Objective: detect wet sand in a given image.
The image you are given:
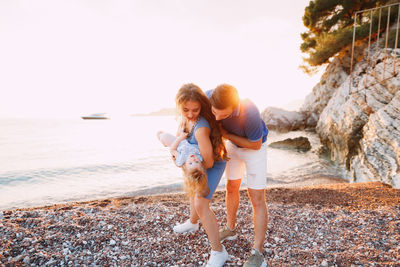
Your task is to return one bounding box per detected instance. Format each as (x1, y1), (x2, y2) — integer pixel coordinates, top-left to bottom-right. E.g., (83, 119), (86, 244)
(1, 181), (400, 266)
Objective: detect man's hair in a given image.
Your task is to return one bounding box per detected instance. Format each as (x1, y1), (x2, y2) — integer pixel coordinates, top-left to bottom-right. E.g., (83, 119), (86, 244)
(210, 84), (239, 110)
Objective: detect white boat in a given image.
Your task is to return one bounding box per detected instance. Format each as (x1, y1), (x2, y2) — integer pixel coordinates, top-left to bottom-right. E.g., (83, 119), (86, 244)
(81, 113), (110, 120)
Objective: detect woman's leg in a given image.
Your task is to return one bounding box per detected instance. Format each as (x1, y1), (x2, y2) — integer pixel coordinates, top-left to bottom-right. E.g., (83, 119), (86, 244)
(193, 195), (222, 251)
(194, 196), (228, 267)
(175, 161), (226, 233)
(173, 197), (200, 233)
(194, 160), (227, 251)
(189, 196), (200, 223)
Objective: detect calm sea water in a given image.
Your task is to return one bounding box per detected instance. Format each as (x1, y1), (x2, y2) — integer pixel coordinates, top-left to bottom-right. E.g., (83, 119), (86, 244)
(0, 116), (347, 210)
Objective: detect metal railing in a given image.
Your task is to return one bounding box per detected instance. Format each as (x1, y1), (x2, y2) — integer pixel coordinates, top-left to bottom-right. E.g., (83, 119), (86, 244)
(350, 2), (400, 90)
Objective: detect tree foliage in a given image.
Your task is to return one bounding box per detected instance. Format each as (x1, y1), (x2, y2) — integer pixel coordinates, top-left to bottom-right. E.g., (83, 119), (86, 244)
(300, 0), (400, 72)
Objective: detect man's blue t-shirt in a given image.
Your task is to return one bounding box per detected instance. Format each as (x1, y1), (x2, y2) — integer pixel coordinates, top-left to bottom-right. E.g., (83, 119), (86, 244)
(206, 89), (268, 146)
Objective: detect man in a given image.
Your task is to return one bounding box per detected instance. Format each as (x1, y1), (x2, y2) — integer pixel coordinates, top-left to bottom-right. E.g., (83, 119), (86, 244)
(206, 84), (268, 267)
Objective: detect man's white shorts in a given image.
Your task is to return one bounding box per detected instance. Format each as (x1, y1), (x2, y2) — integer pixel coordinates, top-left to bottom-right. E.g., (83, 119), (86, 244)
(225, 141), (267, 189)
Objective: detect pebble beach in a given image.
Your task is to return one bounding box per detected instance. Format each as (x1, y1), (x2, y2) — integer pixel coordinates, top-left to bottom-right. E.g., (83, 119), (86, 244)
(1, 181), (400, 266)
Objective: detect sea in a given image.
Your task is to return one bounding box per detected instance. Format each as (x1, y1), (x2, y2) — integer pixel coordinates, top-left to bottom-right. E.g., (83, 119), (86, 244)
(0, 116), (349, 211)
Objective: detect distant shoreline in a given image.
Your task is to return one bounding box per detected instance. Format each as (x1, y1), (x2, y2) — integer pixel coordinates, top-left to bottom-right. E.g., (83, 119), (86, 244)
(132, 107), (176, 117)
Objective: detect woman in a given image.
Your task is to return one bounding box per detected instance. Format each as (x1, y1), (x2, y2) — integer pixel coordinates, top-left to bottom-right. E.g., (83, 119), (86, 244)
(173, 83), (229, 266)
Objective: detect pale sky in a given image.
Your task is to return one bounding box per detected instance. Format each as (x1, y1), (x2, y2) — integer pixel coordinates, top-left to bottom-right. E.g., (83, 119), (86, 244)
(0, 0), (321, 118)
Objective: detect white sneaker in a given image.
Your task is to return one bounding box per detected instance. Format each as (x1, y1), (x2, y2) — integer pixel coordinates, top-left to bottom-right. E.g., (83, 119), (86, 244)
(173, 219), (199, 233)
(205, 245), (229, 267)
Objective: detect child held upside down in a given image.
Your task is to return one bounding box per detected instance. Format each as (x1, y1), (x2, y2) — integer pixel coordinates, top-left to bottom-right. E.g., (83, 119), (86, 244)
(157, 131), (209, 197)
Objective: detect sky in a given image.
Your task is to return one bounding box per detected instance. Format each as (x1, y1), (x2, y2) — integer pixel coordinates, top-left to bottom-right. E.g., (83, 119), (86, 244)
(0, 0), (322, 118)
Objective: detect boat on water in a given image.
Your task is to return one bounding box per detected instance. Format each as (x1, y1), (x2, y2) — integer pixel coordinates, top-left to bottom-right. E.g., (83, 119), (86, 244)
(81, 113), (110, 120)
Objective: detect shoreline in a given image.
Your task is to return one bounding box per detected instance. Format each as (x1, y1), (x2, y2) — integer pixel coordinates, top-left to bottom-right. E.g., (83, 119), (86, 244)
(1, 180), (400, 265)
(1, 173), (350, 212)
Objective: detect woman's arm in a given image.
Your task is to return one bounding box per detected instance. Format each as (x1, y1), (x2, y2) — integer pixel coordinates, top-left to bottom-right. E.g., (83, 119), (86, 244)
(195, 127), (214, 169)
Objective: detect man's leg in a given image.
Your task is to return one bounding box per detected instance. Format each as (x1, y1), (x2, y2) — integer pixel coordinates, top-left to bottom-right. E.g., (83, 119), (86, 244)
(225, 179), (242, 230)
(241, 142), (268, 264)
(224, 141), (245, 231)
(247, 188), (268, 252)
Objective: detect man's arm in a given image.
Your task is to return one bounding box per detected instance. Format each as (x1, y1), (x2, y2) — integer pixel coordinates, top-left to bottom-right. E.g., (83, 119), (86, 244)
(219, 124), (262, 150)
(220, 103), (265, 150)
(224, 132), (262, 150)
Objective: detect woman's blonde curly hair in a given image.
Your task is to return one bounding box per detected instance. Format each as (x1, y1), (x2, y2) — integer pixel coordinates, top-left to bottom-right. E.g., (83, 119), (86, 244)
(175, 83), (228, 162)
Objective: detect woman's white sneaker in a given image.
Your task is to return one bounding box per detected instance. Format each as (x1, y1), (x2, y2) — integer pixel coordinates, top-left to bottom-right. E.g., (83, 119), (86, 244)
(173, 219), (199, 233)
(205, 245), (229, 267)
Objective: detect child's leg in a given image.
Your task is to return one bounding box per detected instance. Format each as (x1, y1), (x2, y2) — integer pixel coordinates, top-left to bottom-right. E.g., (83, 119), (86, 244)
(157, 131), (176, 147)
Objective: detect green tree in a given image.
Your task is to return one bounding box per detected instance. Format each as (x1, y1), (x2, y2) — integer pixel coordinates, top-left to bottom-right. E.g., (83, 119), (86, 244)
(300, 0), (400, 73)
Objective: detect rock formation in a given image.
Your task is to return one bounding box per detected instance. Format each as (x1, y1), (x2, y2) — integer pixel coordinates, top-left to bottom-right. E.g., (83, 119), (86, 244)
(300, 56), (349, 127)
(269, 137), (311, 152)
(306, 47), (400, 188)
(263, 46), (400, 188)
(350, 76), (400, 188)
(261, 107), (311, 132)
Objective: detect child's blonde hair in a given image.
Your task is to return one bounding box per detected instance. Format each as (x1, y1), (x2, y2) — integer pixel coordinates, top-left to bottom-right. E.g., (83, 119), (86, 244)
(181, 165), (209, 197)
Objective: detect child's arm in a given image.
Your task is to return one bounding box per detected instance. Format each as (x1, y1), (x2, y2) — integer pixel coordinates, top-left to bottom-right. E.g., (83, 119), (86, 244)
(169, 131), (188, 166)
(169, 131), (187, 153)
(170, 150), (179, 164)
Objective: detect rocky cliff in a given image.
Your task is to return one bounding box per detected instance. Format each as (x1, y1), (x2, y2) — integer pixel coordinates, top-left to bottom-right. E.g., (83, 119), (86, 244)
(304, 47), (400, 188)
(263, 46), (400, 188)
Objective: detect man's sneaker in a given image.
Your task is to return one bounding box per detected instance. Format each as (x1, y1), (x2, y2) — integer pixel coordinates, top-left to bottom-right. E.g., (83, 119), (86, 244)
(205, 245), (229, 267)
(243, 249), (267, 267)
(219, 225), (237, 242)
(173, 219), (199, 233)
